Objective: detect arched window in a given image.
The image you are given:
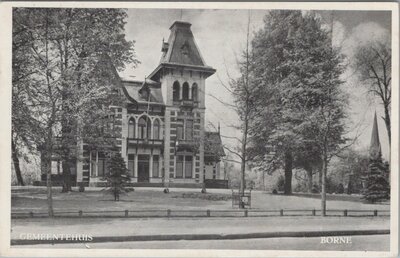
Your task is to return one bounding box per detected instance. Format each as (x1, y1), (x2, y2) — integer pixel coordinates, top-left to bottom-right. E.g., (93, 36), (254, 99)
(128, 118), (135, 139)
(138, 116), (147, 139)
(182, 82), (189, 100)
(173, 81), (180, 101)
(192, 83), (198, 101)
(146, 118), (151, 139)
(153, 119), (160, 140)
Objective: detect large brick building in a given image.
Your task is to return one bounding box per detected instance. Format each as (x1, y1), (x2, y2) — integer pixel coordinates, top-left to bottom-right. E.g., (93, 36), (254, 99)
(43, 21), (225, 188)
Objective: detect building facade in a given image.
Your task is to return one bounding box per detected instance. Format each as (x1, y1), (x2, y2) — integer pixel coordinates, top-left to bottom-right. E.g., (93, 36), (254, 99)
(42, 21), (225, 188)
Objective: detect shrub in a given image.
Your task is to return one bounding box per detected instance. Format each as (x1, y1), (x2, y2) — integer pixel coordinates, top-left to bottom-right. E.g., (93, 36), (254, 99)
(311, 184), (320, 193)
(336, 183), (344, 194)
(102, 152), (131, 201)
(276, 175), (285, 192)
(363, 157), (390, 203)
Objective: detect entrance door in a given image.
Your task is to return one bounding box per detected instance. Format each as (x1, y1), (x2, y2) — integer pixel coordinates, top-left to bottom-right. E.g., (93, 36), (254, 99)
(138, 155), (150, 182)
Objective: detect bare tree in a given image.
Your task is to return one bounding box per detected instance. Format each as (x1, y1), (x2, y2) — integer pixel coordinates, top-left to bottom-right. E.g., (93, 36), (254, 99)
(207, 12), (257, 208)
(354, 40), (391, 144)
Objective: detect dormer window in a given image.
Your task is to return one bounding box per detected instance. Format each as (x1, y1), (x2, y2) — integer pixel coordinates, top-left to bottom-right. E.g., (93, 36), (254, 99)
(140, 87), (150, 101)
(181, 40), (190, 56)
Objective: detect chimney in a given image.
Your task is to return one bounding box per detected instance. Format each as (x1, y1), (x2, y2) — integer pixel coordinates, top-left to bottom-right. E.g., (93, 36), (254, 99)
(169, 21), (192, 31)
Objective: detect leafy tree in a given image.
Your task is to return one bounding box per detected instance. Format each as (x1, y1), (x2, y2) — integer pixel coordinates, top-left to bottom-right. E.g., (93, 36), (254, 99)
(12, 8), (137, 214)
(103, 152), (131, 201)
(248, 11), (320, 195)
(12, 8), (138, 193)
(46, 9), (137, 192)
(284, 12), (348, 215)
(12, 8), (42, 186)
(248, 11), (348, 214)
(330, 148), (369, 194)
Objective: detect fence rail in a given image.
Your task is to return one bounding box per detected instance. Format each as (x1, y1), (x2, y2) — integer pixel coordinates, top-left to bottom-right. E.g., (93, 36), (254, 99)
(11, 209), (390, 219)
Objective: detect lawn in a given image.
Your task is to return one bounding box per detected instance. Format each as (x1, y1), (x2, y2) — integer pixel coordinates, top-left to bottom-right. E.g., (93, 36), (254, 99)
(11, 186), (390, 212)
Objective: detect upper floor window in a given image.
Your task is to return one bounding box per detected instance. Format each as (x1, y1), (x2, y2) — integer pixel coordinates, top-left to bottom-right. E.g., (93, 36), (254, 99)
(128, 118), (135, 138)
(138, 116), (151, 139)
(182, 82), (189, 100)
(153, 119), (161, 140)
(185, 119), (193, 140)
(177, 119), (184, 140)
(173, 81), (180, 101)
(192, 83), (198, 101)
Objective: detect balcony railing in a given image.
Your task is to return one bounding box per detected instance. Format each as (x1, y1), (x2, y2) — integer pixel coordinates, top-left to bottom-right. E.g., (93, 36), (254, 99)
(127, 138), (164, 147)
(175, 139), (199, 152)
(173, 99), (199, 107)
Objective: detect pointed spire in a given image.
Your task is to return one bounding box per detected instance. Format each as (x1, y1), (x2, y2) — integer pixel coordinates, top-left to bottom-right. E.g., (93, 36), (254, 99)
(370, 112), (382, 159)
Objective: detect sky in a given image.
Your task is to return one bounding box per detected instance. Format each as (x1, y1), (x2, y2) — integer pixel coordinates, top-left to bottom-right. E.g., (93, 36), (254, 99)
(120, 9), (392, 160)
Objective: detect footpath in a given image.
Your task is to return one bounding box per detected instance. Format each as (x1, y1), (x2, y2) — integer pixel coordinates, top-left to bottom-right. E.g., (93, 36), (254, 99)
(11, 215), (390, 245)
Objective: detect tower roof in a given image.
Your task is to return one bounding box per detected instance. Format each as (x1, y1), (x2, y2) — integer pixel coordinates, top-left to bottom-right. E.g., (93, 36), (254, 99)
(370, 112), (382, 158)
(149, 21), (215, 81)
(161, 21), (205, 66)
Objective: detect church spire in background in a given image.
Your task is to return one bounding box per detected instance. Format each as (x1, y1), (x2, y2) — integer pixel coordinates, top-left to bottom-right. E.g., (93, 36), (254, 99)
(370, 111), (382, 159)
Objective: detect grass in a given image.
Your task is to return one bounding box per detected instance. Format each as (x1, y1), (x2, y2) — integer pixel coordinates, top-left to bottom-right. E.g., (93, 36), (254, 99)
(11, 186), (390, 213)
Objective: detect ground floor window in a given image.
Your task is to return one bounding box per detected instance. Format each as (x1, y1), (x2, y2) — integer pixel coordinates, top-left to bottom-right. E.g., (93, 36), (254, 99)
(176, 156), (184, 178)
(90, 152), (96, 177)
(90, 151), (108, 177)
(185, 156), (192, 178)
(175, 155), (193, 179)
(98, 157), (106, 177)
(153, 155), (159, 178)
(128, 154), (135, 177)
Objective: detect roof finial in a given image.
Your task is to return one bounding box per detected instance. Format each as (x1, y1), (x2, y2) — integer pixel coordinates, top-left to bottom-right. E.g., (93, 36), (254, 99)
(218, 122), (220, 134)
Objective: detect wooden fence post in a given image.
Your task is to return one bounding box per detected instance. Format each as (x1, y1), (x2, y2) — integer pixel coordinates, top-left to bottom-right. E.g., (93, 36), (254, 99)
(206, 210), (211, 217)
(280, 209), (284, 216)
(374, 210), (378, 216)
(312, 209), (316, 216)
(29, 211), (34, 218)
(167, 209), (171, 217)
(344, 209), (348, 217)
(125, 210), (129, 217)
(244, 210), (248, 217)
(79, 210), (83, 217)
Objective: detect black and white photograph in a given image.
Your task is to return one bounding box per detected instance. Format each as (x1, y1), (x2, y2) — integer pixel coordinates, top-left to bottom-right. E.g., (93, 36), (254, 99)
(1, 2), (398, 257)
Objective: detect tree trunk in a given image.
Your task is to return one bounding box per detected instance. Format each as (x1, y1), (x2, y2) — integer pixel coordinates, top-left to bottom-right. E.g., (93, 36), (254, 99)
(317, 162), (322, 192)
(305, 163), (313, 193)
(61, 159), (72, 192)
(239, 118), (248, 208)
(11, 139), (25, 186)
(384, 103), (391, 145)
(321, 155), (328, 217)
(284, 150), (293, 195)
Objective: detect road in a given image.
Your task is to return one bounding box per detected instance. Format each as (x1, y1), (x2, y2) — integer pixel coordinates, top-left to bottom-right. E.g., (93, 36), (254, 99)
(14, 235), (389, 251)
(11, 216), (389, 239)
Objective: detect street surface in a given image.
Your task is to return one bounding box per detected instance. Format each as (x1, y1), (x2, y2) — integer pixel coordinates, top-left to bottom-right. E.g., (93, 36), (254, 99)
(14, 235), (389, 251)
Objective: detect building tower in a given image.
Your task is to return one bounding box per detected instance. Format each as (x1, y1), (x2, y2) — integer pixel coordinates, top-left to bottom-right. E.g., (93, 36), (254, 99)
(370, 111), (382, 159)
(148, 21), (216, 188)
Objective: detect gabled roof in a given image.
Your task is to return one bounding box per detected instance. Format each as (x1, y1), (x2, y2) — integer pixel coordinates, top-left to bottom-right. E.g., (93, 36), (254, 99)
(121, 79), (164, 105)
(204, 131), (225, 157)
(149, 21), (216, 81)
